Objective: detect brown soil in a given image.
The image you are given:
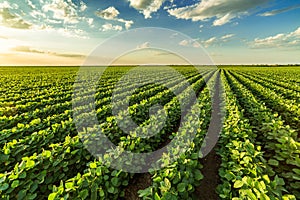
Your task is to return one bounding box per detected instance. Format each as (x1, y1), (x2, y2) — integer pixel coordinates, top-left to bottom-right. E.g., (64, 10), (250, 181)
(123, 173), (152, 200)
(193, 72), (222, 199)
(194, 149), (221, 200)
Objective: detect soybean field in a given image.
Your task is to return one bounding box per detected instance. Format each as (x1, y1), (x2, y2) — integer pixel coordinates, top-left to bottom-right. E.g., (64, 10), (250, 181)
(0, 66), (299, 200)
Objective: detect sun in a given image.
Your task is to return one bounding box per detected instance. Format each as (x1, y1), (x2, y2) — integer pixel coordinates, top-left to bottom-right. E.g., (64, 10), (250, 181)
(0, 39), (14, 53)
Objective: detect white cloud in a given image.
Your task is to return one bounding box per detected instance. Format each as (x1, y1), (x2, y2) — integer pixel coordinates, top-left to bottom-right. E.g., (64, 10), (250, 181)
(56, 27), (89, 39)
(168, 0), (269, 26)
(0, 1), (18, 9)
(250, 27), (300, 48)
(95, 6), (134, 30)
(179, 39), (201, 48)
(0, 5), (32, 29)
(0, 1), (10, 9)
(213, 13), (234, 26)
(117, 19), (134, 30)
(42, 0), (80, 24)
(0, 0), (92, 39)
(24, 0), (94, 34)
(137, 42), (150, 49)
(128, 0), (166, 19)
(259, 5), (300, 17)
(221, 34), (235, 40)
(179, 33), (235, 48)
(40, 0), (88, 25)
(179, 39), (189, 46)
(192, 42), (201, 48)
(30, 10), (47, 18)
(163, 3), (177, 10)
(203, 37), (217, 47)
(28, 25), (89, 39)
(95, 6), (120, 20)
(45, 18), (61, 24)
(199, 24), (204, 32)
(86, 18), (94, 27)
(80, 1), (87, 12)
(101, 23), (123, 32)
(26, 0), (36, 9)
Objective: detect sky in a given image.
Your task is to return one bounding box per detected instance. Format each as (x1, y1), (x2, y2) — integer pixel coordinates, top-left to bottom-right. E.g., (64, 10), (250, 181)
(0, 0), (299, 65)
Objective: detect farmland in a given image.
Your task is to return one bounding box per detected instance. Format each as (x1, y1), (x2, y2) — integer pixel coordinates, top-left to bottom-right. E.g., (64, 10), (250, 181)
(0, 66), (299, 200)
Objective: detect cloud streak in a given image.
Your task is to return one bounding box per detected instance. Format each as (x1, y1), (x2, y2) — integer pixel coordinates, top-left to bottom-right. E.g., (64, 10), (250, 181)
(259, 4), (300, 17)
(136, 42), (150, 49)
(0, 35), (8, 39)
(12, 46), (85, 58)
(179, 33), (235, 48)
(101, 23), (123, 32)
(168, 0), (269, 26)
(250, 27), (300, 49)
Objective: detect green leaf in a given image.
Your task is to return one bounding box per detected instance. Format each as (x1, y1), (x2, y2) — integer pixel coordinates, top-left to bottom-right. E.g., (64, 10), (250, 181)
(138, 187), (152, 197)
(19, 172), (27, 179)
(91, 189), (97, 200)
(282, 195), (297, 200)
(260, 193), (271, 200)
(191, 153), (198, 159)
(42, 150), (52, 158)
(111, 177), (120, 187)
(274, 176), (285, 186)
(48, 193), (57, 200)
(177, 183), (186, 193)
(96, 167), (102, 176)
(79, 189), (89, 199)
(0, 154), (9, 162)
(107, 186), (115, 194)
(234, 180), (244, 188)
(65, 182), (74, 189)
(292, 168), (300, 175)
(0, 183), (9, 191)
(194, 170), (203, 181)
(224, 172), (235, 181)
(11, 180), (20, 188)
(99, 188), (105, 197)
(153, 177), (162, 183)
(164, 178), (171, 190)
(262, 175), (270, 184)
(0, 174), (6, 183)
(90, 162), (97, 169)
(268, 159), (279, 166)
(26, 160), (35, 168)
(65, 147), (71, 153)
(154, 192), (161, 200)
(129, 143), (135, 151)
(28, 193), (37, 200)
(17, 189), (27, 200)
(242, 189), (257, 200)
(29, 181), (38, 193)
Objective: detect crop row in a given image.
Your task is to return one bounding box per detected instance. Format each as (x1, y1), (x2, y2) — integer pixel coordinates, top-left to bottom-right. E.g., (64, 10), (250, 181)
(224, 70), (299, 198)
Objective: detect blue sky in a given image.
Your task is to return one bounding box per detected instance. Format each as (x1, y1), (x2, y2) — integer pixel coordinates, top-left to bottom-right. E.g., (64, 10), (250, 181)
(0, 0), (299, 65)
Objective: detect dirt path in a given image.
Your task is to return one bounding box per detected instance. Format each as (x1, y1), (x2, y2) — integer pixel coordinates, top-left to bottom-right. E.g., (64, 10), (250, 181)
(124, 173), (152, 200)
(194, 149), (221, 199)
(194, 71), (222, 199)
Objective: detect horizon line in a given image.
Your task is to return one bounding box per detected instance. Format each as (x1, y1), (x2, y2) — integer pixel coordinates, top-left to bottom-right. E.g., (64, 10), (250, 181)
(0, 64), (300, 67)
